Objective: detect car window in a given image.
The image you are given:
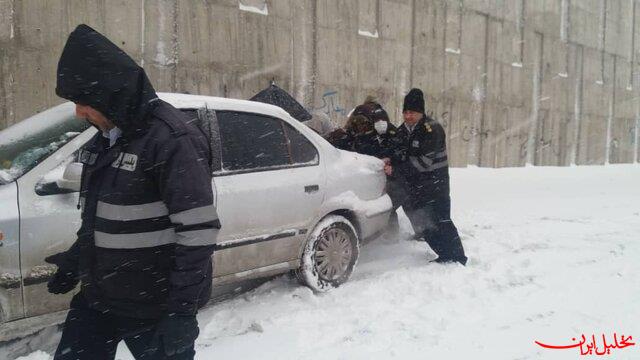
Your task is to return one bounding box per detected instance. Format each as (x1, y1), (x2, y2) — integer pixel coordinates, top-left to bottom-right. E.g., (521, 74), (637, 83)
(217, 111), (290, 171)
(283, 123), (319, 165)
(0, 106), (90, 184)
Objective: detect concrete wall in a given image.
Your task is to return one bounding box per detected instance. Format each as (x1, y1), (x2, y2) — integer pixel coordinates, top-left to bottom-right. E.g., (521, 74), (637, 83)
(1, 0), (639, 167)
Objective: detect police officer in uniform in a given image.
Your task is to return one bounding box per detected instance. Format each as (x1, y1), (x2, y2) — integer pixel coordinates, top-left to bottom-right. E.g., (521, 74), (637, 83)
(390, 89), (467, 265)
(46, 24), (220, 359)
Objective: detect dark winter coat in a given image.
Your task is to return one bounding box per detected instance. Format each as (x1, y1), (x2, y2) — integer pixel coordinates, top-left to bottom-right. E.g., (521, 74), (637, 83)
(390, 116), (450, 209)
(325, 128), (355, 150)
(325, 126), (398, 158)
(352, 124), (398, 159)
(55, 24), (219, 319)
(325, 100), (398, 159)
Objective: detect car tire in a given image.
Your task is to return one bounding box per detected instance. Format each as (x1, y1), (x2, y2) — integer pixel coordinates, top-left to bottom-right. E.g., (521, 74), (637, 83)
(297, 215), (359, 292)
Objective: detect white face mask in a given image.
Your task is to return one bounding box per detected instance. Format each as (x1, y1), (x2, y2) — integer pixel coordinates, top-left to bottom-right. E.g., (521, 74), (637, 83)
(374, 120), (388, 134)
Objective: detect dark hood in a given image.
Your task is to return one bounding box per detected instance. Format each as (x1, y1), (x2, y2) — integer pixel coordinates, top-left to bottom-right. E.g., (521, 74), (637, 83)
(250, 84), (312, 122)
(56, 24), (159, 137)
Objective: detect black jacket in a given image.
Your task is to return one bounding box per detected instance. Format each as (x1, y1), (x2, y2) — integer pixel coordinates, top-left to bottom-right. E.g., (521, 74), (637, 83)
(55, 24), (219, 319)
(325, 128), (355, 150)
(352, 124), (398, 159)
(326, 125), (398, 159)
(390, 116), (450, 208)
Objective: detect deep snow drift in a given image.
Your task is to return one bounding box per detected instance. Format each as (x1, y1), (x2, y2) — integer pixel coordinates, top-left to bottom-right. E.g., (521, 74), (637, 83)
(17, 164), (640, 360)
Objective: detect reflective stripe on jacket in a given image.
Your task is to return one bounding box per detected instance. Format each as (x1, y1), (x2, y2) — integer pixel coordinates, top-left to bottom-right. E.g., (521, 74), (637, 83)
(390, 116), (451, 207)
(76, 102), (219, 318)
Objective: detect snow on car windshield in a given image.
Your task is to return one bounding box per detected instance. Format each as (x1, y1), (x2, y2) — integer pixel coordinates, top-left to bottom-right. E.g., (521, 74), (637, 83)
(0, 132), (82, 183)
(0, 103), (89, 184)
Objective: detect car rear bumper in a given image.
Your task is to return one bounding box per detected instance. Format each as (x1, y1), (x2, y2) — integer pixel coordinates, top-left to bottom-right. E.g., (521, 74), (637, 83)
(354, 194), (393, 239)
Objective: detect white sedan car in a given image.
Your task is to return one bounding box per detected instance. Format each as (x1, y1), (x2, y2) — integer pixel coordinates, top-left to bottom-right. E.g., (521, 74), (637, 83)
(0, 93), (392, 341)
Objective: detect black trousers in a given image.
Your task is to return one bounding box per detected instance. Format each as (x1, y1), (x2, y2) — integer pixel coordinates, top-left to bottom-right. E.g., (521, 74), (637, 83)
(54, 294), (195, 360)
(385, 177), (409, 235)
(405, 195), (467, 264)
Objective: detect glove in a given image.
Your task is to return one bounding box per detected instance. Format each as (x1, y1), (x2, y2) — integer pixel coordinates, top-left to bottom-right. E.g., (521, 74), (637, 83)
(44, 252), (79, 294)
(152, 314), (199, 356)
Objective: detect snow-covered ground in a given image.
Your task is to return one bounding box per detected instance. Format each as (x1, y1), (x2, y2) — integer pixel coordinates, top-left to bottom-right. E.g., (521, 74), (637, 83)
(17, 164), (640, 360)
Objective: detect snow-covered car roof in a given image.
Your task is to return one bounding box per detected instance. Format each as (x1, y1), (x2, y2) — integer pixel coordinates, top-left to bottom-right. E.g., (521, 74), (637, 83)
(159, 92), (337, 155)
(158, 92), (294, 121)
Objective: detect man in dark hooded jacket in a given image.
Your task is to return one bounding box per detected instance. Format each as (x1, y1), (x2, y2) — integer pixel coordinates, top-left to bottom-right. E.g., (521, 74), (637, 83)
(347, 99), (405, 234)
(350, 98), (398, 159)
(325, 98), (403, 233)
(46, 24), (219, 359)
(389, 88), (467, 265)
(325, 97), (397, 157)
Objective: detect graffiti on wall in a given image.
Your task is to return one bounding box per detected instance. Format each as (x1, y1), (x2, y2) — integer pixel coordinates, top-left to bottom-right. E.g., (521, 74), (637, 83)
(309, 90), (348, 117)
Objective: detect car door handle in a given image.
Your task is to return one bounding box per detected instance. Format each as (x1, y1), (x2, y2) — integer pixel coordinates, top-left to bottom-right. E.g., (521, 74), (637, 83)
(304, 185), (319, 193)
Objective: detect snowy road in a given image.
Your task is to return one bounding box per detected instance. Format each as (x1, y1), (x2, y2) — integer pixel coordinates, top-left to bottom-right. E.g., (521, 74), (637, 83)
(20, 165), (640, 360)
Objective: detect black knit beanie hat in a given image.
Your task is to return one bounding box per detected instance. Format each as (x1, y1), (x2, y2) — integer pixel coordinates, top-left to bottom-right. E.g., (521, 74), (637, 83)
(403, 88), (425, 113)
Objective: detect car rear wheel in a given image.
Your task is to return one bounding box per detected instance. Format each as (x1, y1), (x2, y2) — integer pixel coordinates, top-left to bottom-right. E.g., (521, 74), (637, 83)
(297, 215), (359, 292)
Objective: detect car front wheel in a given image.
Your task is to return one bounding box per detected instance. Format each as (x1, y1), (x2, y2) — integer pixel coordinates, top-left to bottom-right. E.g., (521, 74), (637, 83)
(297, 215), (359, 292)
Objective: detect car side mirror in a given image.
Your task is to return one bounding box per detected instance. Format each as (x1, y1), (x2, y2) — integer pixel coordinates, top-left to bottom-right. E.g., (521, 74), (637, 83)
(35, 162), (83, 196)
(56, 162), (82, 192)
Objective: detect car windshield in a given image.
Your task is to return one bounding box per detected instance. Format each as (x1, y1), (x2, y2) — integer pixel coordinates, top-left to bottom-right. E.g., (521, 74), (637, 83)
(0, 103), (90, 184)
